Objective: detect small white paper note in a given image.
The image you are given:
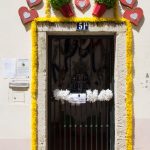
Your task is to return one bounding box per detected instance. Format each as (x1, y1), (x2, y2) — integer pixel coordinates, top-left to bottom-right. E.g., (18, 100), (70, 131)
(0, 58), (16, 78)
(68, 93), (86, 104)
(16, 59), (29, 78)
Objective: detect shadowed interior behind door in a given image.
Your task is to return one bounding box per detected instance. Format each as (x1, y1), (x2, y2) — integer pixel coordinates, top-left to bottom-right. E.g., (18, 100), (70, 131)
(48, 36), (115, 150)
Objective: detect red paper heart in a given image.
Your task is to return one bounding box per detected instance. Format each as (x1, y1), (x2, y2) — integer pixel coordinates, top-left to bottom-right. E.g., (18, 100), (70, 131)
(18, 7), (38, 24)
(26, 0), (42, 8)
(75, 0), (90, 12)
(123, 7), (143, 26)
(120, 0), (136, 8)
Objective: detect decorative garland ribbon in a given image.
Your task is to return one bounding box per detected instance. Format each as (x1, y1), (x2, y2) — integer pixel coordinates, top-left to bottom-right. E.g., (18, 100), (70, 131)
(35, 16), (124, 22)
(45, 0), (51, 17)
(126, 20), (133, 150)
(114, 0), (119, 19)
(31, 17), (133, 150)
(31, 21), (38, 150)
(53, 89), (113, 104)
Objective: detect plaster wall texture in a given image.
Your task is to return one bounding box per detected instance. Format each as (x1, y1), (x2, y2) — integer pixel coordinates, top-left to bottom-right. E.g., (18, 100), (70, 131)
(0, 0), (150, 150)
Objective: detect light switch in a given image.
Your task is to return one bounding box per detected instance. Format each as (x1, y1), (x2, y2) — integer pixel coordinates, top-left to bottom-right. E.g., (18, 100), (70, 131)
(12, 91), (25, 103)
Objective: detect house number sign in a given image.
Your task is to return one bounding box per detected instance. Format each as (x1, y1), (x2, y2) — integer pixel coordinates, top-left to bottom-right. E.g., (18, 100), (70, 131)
(76, 22), (89, 31)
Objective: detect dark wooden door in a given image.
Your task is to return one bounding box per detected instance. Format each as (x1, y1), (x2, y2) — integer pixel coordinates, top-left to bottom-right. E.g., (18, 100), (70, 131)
(48, 36), (115, 150)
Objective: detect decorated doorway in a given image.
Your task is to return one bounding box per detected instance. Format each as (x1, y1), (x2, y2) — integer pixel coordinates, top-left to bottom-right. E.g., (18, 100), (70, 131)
(48, 35), (115, 150)
(32, 21), (131, 150)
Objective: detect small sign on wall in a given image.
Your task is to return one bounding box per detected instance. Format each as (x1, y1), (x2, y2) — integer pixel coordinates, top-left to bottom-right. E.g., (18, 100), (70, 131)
(0, 58), (29, 79)
(76, 22), (89, 31)
(16, 59), (29, 78)
(0, 58), (16, 78)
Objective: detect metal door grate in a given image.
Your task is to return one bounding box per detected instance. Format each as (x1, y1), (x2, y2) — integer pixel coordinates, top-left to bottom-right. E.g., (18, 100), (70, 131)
(48, 36), (115, 150)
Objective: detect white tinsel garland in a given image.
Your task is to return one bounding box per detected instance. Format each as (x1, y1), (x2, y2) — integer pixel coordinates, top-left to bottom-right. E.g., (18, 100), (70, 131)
(98, 89), (113, 101)
(86, 89), (98, 103)
(53, 89), (113, 104)
(86, 90), (93, 102)
(53, 89), (70, 100)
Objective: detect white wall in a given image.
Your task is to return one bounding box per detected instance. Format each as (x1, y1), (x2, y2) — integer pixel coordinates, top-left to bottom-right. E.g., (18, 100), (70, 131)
(132, 1), (150, 150)
(0, 1), (32, 150)
(0, 0), (150, 149)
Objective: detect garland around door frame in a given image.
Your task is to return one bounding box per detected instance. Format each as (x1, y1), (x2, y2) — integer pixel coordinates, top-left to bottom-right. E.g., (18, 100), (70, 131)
(31, 1), (133, 150)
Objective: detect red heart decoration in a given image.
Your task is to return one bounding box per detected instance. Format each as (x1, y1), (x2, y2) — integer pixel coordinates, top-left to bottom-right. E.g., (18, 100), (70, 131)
(18, 7), (38, 24)
(75, 0), (90, 12)
(120, 0), (136, 8)
(26, 0), (42, 8)
(123, 7), (143, 26)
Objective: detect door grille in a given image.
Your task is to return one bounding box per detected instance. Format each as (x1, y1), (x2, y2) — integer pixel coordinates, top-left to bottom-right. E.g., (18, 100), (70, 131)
(48, 36), (115, 150)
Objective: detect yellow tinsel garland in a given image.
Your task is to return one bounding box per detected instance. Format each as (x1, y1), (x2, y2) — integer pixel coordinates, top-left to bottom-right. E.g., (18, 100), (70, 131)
(45, 0), (50, 17)
(114, 0), (119, 19)
(31, 21), (38, 150)
(35, 16), (124, 23)
(125, 20), (133, 150)
(31, 17), (133, 150)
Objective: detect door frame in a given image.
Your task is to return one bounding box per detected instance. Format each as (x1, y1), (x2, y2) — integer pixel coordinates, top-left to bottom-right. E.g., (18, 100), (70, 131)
(31, 21), (132, 150)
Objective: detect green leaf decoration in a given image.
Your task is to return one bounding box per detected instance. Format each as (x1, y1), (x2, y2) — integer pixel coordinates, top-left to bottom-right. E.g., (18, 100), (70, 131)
(95, 0), (117, 8)
(49, 0), (71, 10)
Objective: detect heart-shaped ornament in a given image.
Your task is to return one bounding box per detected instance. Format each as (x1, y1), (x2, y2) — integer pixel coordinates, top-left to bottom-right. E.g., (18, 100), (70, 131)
(75, 0), (90, 11)
(79, 1), (86, 8)
(30, 0), (36, 3)
(26, 0), (42, 8)
(123, 7), (144, 26)
(23, 12), (31, 19)
(126, 0), (132, 4)
(120, 0), (136, 8)
(18, 7), (38, 24)
(130, 13), (138, 20)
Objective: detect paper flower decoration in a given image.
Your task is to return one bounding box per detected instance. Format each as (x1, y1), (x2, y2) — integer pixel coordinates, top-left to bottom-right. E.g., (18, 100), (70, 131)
(98, 89), (113, 101)
(53, 89), (70, 100)
(92, 0), (117, 17)
(50, 0), (74, 17)
(53, 89), (113, 104)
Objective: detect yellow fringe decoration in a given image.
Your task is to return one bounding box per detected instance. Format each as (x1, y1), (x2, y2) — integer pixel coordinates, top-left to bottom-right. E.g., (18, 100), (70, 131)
(125, 20), (133, 150)
(31, 21), (38, 150)
(45, 0), (51, 17)
(31, 17), (133, 150)
(35, 16), (124, 23)
(114, 0), (119, 19)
